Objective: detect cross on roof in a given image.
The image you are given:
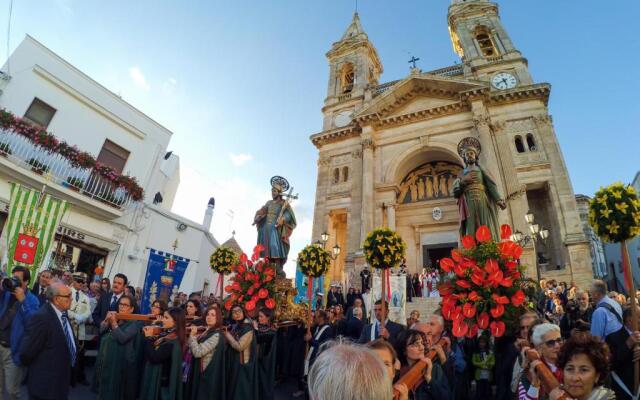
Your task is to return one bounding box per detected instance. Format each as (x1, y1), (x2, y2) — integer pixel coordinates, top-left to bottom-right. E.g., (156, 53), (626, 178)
(408, 56), (420, 69)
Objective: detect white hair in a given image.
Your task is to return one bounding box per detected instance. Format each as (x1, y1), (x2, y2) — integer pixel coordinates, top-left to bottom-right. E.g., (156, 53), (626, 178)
(308, 344), (392, 400)
(531, 323), (560, 346)
(430, 313), (444, 328)
(353, 307), (362, 318)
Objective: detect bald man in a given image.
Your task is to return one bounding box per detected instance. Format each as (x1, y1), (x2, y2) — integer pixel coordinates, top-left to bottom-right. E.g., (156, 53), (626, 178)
(20, 282), (75, 400)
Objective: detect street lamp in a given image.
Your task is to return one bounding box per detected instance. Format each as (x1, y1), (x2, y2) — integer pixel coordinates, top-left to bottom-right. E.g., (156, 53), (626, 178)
(321, 231), (329, 245)
(332, 244), (341, 259)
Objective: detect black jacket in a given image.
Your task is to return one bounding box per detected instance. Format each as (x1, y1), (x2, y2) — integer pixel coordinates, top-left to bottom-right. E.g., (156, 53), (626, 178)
(92, 292), (120, 327)
(19, 303), (74, 400)
(357, 320), (405, 345)
(345, 317), (364, 341)
(606, 327), (633, 400)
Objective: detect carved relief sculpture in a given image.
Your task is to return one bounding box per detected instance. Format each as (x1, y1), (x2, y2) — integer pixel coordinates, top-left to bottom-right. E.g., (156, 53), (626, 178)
(397, 161), (463, 204)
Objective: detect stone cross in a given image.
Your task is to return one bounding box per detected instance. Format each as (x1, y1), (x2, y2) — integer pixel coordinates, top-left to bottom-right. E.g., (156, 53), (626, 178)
(408, 56), (420, 69)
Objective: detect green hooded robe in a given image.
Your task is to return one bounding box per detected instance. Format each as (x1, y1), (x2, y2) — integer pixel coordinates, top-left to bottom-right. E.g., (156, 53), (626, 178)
(139, 337), (184, 400)
(226, 323), (258, 400)
(188, 331), (227, 400)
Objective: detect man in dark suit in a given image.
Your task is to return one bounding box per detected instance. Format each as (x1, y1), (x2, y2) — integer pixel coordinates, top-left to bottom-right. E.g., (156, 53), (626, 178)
(30, 269), (52, 305)
(606, 305), (640, 400)
(303, 310), (334, 376)
(91, 273), (127, 327)
(20, 281), (76, 400)
(358, 300), (405, 345)
(345, 306), (365, 341)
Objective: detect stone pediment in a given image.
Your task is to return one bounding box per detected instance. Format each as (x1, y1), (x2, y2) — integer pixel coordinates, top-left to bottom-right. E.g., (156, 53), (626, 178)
(357, 74), (488, 120)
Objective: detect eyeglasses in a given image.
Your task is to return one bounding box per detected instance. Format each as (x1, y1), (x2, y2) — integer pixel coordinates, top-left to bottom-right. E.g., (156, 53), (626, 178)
(544, 338), (563, 347)
(408, 340), (425, 348)
(119, 303), (132, 308)
(56, 294), (72, 299)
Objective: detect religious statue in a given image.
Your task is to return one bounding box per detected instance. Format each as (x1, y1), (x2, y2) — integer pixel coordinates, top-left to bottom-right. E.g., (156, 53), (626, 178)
(453, 137), (506, 240)
(253, 176), (297, 277)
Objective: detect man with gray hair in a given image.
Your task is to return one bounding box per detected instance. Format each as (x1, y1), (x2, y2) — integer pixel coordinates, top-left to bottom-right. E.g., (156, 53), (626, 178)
(20, 282), (75, 400)
(345, 307), (364, 341)
(589, 279), (623, 339)
(308, 343), (392, 400)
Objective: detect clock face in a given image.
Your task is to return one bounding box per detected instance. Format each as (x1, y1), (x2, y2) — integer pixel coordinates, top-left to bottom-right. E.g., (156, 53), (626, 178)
(491, 72), (517, 90)
(334, 110), (353, 128)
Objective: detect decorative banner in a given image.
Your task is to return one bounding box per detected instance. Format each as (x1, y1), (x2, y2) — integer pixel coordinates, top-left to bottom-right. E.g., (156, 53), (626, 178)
(294, 267), (324, 310)
(140, 248), (190, 314)
(369, 273), (406, 324)
(5, 183), (67, 283)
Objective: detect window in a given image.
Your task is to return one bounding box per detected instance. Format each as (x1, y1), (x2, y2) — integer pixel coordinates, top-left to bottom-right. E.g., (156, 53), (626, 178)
(340, 63), (355, 94)
(475, 28), (498, 57)
(97, 139), (130, 174)
(514, 136), (525, 153)
(333, 168), (340, 184)
(342, 166), (349, 182)
(23, 98), (56, 128)
(526, 134), (537, 151)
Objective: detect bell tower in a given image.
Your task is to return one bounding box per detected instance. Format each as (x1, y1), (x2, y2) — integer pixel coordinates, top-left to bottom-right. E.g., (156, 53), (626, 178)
(448, 0), (533, 86)
(323, 13), (382, 131)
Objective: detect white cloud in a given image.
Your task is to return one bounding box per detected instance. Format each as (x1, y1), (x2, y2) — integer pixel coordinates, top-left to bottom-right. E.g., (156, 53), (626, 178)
(129, 67), (150, 91)
(229, 153), (253, 166)
(171, 164), (311, 279)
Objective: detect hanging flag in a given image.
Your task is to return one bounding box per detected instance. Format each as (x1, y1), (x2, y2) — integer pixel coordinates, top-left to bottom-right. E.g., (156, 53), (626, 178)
(5, 183), (68, 282)
(140, 249), (190, 314)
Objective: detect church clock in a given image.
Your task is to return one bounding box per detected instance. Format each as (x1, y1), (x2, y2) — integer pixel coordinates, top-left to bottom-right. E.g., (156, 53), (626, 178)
(491, 72), (517, 90)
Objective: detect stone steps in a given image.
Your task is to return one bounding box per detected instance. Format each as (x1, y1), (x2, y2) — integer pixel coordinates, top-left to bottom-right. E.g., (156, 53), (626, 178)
(406, 296), (441, 322)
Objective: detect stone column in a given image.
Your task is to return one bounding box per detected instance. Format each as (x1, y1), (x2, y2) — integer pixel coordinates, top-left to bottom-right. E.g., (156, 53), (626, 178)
(386, 203), (396, 230)
(360, 133), (375, 243)
(312, 156), (331, 241)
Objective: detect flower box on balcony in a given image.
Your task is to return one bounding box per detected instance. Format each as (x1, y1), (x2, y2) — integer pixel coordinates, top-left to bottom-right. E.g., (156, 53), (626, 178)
(27, 158), (49, 175)
(0, 142), (11, 156)
(65, 176), (85, 192)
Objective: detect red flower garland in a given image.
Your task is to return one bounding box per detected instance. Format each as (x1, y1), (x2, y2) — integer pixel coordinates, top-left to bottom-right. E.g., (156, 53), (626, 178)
(223, 245), (277, 312)
(440, 224), (528, 338)
(0, 109), (144, 201)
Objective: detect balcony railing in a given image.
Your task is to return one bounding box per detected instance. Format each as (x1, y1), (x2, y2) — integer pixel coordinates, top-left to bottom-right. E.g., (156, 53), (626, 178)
(426, 65), (464, 77)
(0, 128), (134, 209)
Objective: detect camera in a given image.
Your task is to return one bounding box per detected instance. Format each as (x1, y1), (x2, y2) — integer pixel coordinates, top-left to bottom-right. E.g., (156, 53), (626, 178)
(2, 276), (22, 292)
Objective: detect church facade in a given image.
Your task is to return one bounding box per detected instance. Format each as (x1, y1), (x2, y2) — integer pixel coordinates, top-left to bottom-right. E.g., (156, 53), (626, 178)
(310, 0), (593, 289)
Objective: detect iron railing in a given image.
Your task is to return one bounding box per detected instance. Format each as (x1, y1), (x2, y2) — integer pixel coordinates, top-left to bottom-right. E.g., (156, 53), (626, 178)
(0, 128), (133, 209)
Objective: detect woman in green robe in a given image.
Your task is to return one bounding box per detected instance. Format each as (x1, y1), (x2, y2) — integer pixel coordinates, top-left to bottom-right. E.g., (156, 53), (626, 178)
(186, 303), (226, 400)
(140, 307), (186, 400)
(224, 304), (258, 400)
(95, 294), (143, 400)
(254, 308), (277, 400)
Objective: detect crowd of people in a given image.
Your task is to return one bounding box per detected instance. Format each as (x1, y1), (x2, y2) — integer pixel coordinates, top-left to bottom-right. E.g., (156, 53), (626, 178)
(0, 265), (638, 400)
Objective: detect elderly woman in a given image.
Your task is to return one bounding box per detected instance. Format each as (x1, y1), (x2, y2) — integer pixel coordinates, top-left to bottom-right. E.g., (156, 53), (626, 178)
(394, 329), (450, 400)
(187, 304), (226, 400)
(517, 323), (564, 400)
(550, 333), (615, 400)
(309, 343), (392, 400)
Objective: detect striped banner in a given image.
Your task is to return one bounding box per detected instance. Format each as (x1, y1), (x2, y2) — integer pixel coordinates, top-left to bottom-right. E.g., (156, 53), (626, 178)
(5, 183), (68, 284)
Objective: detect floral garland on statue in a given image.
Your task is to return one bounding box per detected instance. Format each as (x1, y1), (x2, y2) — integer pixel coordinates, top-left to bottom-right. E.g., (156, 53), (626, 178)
(224, 245), (276, 312)
(210, 247), (238, 298)
(0, 109), (144, 201)
(589, 182), (640, 243)
(439, 225), (529, 338)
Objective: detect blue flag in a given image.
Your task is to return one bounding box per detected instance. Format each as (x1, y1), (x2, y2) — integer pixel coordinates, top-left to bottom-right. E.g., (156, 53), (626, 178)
(140, 248), (190, 314)
(294, 267), (324, 310)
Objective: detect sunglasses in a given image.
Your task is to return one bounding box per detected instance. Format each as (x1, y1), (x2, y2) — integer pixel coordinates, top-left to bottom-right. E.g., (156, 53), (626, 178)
(544, 338), (563, 347)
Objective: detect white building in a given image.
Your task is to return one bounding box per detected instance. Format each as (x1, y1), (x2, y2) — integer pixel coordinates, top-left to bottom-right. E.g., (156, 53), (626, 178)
(0, 36), (220, 294)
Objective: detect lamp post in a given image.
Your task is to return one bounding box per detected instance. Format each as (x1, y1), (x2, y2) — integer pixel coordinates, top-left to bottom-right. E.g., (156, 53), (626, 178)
(510, 211), (550, 282)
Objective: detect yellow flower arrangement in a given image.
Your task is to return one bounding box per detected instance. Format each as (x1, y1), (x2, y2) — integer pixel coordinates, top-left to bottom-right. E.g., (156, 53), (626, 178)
(210, 247), (238, 274)
(362, 228), (406, 270)
(298, 244), (331, 278)
(589, 182), (640, 243)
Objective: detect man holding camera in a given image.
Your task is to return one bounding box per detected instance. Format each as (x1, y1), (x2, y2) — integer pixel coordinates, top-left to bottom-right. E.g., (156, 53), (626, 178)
(0, 266), (40, 399)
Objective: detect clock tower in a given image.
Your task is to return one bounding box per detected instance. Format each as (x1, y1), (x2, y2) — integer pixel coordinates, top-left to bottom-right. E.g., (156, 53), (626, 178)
(323, 13), (382, 132)
(448, 0), (533, 89)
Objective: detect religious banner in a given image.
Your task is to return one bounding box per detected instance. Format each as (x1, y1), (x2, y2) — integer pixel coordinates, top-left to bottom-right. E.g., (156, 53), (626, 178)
(369, 273), (406, 324)
(294, 268), (324, 310)
(140, 248), (190, 314)
(4, 183), (68, 282)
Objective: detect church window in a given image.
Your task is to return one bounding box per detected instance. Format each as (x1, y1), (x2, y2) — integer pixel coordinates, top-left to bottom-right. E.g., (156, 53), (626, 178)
(340, 63), (355, 94)
(514, 136), (525, 153)
(475, 27), (498, 57)
(526, 134), (537, 151)
(333, 168), (340, 184)
(342, 166), (349, 182)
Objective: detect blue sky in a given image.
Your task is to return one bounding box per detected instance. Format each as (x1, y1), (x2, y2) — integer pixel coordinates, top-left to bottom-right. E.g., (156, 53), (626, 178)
(2, 1), (638, 277)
